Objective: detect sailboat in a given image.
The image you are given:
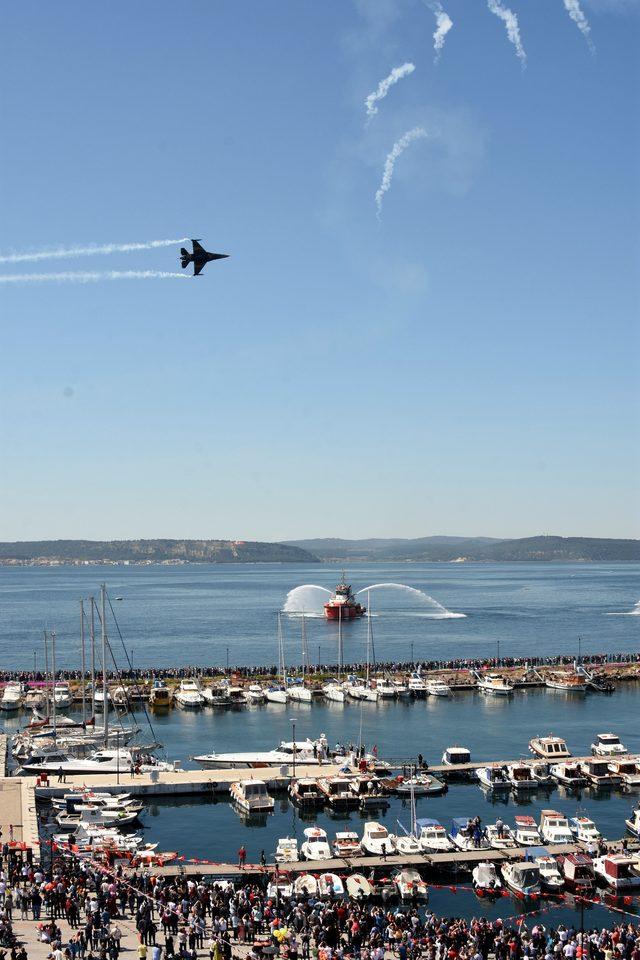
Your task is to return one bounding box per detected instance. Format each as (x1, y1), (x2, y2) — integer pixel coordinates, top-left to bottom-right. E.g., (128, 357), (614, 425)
(349, 592), (379, 702)
(391, 780), (422, 854)
(266, 614), (288, 703)
(323, 607), (345, 703)
(288, 614), (312, 703)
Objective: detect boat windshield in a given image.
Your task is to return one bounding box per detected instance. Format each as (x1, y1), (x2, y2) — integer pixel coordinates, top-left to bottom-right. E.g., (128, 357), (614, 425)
(368, 829), (388, 840)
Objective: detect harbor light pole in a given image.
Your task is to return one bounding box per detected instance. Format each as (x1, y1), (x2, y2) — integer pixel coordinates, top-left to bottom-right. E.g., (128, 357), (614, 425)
(290, 717), (297, 777)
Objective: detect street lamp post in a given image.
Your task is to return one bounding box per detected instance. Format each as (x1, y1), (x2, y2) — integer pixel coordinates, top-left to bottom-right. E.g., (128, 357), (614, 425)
(290, 717), (297, 777)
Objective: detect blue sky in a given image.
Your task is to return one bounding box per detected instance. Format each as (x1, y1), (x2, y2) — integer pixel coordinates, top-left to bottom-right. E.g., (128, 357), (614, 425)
(0, 0), (638, 541)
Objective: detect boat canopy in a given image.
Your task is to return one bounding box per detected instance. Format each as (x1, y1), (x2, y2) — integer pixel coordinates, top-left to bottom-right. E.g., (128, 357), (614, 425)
(416, 818), (443, 829)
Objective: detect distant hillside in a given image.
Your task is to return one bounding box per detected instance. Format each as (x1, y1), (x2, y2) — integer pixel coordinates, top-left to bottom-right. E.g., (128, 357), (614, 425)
(0, 539), (319, 566)
(284, 535), (639, 562)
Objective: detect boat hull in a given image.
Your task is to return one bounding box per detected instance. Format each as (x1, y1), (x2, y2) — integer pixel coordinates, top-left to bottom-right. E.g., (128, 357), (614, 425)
(324, 603), (365, 620)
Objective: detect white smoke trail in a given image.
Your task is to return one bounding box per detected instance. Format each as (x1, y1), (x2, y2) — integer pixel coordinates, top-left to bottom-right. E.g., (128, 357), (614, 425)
(365, 63), (416, 120)
(0, 270), (190, 284)
(487, 0), (527, 67)
(375, 127), (430, 220)
(0, 237), (190, 265)
(562, 0), (595, 52)
(426, 2), (453, 62)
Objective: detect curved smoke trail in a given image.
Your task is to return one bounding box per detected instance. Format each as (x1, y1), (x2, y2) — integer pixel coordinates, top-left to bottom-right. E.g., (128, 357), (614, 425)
(0, 270), (190, 284)
(0, 238), (190, 265)
(562, 0), (595, 53)
(375, 127), (430, 220)
(426, 2), (453, 62)
(365, 63), (416, 120)
(487, 0), (526, 67)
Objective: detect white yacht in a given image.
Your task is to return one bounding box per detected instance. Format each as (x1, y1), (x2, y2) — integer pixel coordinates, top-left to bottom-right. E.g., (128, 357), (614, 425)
(246, 684), (266, 704)
(53, 682), (73, 709)
(477, 766), (510, 791)
(0, 683), (24, 712)
(300, 826), (331, 860)
(322, 680), (345, 703)
(288, 683), (312, 703)
(21, 747), (175, 776)
(539, 809), (573, 844)
(374, 678), (396, 699)
(529, 735), (571, 760)
(94, 687), (113, 711)
(229, 779), (274, 812)
(174, 679), (205, 708)
(507, 762), (537, 791)
(609, 759), (640, 787)
(624, 805), (640, 838)
(193, 743), (319, 768)
(591, 732), (628, 757)
(550, 761), (588, 788)
(265, 685), (288, 704)
(569, 816), (602, 845)
(450, 817), (490, 851)
(361, 822), (396, 855)
(275, 837), (299, 863)
(485, 821), (517, 848)
(407, 674), (429, 698)
(426, 678), (451, 697)
(476, 673), (514, 696)
(514, 815), (542, 846)
(416, 818), (455, 853)
(392, 679), (410, 698)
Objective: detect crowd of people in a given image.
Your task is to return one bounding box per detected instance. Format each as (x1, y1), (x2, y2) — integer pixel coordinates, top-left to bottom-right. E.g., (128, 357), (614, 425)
(1, 850), (639, 960)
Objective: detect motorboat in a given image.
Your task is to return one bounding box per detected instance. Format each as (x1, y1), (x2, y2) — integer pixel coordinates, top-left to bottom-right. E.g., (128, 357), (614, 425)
(392, 679), (410, 699)
(24, 689), (46, 710)
(476, 673), (514, 696)
(557, 853), (595, 893)
(426, 678), (451, 697)
(450, 817), (490, 851)
(349, 774), (390, 808)
(53, 682), (73, 709)
(374, 677), (396, 699)
(392, 830), (422, 856)
(51, 790), (135, 810)
(551, 762), (588, 788)
(229, 779), (274, 812)
(288, 682), (312, 703)
(394, 868), (428, 901)
(322, 681), (344, 703)
(472, 862), (502, 896)
(514, 815), (542, 846)
(288, 778), (324, 809)
(416, 818), (454, 852)
(534, 854), (564, 892)
(193, 746), (318, 769)
(361, 822), (396, 856)
(332, 831), (361, 857)
(112, 686), (128, 708)
(591, 733), (628, 757)
(318, 776), (355, 809)
(21, 747), (174, 775)
(477, 766), (510, 791)
(149, 681), (172, 710)
(174, 679), (205, 708)
(294, 874), (318, 897)
(507, 762), (537, 791)
(265, 685), (288, 704)
(395, 773), (446, 796)
(408, 674), (429, 698)
(278, 735), (327, 760)
(246, 684), (266, 704)
(539, 809), (573, 844)
(56, 805), (140, 830)
(348, 682), (378, 702)
(266, 876), (293, 900)
(0, 683), (24, 712)
(530, 761), (555, 787)
(529, 735), (571, 760)
(225, 684), (247, 709)
(609, 760), (640, 787)
(202, 685), (232, 708)
(317, 873), (345, 898)
(485, 821), (517, 849)
(345, 874), (373, 899)
(569, 816), (602, 845)
(300, 826), (331, 861)
(624, 805), (640, 837)
(577, 758), (621, 789)
(274, 837), (299, 863)
(545, 674), (587, 693)
(593, 854), (640, 890)
(441, 746), (472, 774)
(94, 687), (113, 711)
(501, 862), (541, 898)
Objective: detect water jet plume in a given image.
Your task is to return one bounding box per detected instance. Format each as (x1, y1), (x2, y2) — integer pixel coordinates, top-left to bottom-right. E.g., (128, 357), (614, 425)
(561, 0), (595, 53)
(356, 582), (466, 618)
(283, 585), (331, 616)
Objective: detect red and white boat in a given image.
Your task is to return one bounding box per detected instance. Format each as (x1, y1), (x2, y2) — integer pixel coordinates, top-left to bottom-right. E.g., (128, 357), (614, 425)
(324, 577), (366, 620)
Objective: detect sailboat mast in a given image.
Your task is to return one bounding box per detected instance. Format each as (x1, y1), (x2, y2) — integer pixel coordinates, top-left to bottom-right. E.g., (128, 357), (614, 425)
(338, 605), (343, 678)
(277, 612), (286, 687)
(80, 599), (86, 725)
(51, 630), (57, 742)
(301, 613), (307, 682)
(89, 597), (96, 719)
(101, 584), (109, 746)
(43, 630), (49, 718)
(366, 590), (372, 686)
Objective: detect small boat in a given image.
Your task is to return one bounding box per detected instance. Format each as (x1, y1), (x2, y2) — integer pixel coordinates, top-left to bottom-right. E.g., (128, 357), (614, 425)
(93, 687), (113, 711)
(591, 732), (628, 757)
(0, 683), (24, 712)
(229, 779), (275, 812)
(485, 821), (517, 849)
(361, 821), (396, 856)
(416, 818), (455, 852)
(174, 679), (205, 708)
(450, 817), (490, 851)
(557, 853), (595, 893)
(550, 762), (588, 788)
(318, 776), (355, 809)
(545, 674), (587, 693)
(441, 745), (471, 773)
(332, 831), (361, 857)
(569, 816), (602, 845)
(477, 766), (511, 791)
(317, 873), (345, 898)
(593, 854), (640, 890)
(374, 677), (396, 699)
(267, 876), (293, 900)
(534, 855), (564, 892)
(472, 861), (502, 896)
(345, 874), (373, 899)
(514, 815), (542, 846)
(392, 831), (421, 855)
(322, 681), (345, 703)
(288, 682), (313, 703)
(408, 674), (429, 698)
(392, 679), (410, 698)
(53, 682), (73, 709)
(477, 673), (514, 696)
(274, 837), (299, 863)
(289, 777), (324, 809)
(529, 735), (571, 760)
(265, 685), (288, 704)
(577, 758), (621, 789)
(56, 806), (139, 830)
(293, 874), (318, 897)
(149, 680), (172, 710)
(426, 678), (451, 697)
(530, 761), (555, 787)
(394, 868), (428, 901)
(608, 760), (640, 787)
(246, 684), (266, 704)
(300, 826), (331, 861)
(539, 809), (573, 844)
(395, 773), (446, 796)
(624, 805), (640, 837)
(507, 762), (537, 791)
(501, 862), (541, 898)
(349, 774), (390, 808)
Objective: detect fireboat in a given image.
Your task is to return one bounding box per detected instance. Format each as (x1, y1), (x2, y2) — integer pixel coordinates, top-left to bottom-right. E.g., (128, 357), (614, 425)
(324, 576), (366, 620)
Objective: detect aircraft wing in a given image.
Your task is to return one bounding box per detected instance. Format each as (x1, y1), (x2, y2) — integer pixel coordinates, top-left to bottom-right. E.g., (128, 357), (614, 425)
(191, 240), (206, 255)
(193, 260), (206, 276)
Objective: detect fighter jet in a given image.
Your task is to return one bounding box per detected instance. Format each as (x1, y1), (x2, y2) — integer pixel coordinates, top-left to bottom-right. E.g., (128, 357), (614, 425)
(180, 239), (229, 276)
